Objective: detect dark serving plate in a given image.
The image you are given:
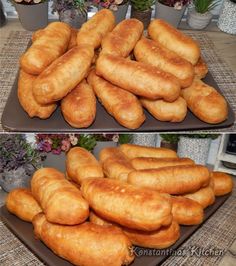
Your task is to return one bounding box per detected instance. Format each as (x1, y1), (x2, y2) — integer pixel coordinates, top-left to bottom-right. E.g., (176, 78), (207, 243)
(0, 193), (230, 266)
(1, 71), (235, 132)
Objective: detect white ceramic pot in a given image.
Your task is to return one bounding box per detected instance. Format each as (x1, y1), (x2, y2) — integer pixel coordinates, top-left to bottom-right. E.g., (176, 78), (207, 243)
(187, 9), (213, 29)
(132, 134), (157, 147)
(217, 0), (236, 35)
(178, 137), (211, 165)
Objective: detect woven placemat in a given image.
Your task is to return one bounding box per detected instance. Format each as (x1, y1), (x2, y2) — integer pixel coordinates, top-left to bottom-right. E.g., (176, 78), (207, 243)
(0, 30), (236, 132)
(0, 184), (235, 266)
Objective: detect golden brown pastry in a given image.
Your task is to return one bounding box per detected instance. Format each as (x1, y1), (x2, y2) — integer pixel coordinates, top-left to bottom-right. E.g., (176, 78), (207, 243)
(119, 144), (178, 159)
(77, 9), (115, 49)
(96, 54), (181, 102)
(127, 165), (210, 195)
(99, 147), (134, 182)
(33, 45), (94, 104)
(33, 213), (134, 266)
(148, 19), (200, 65)
(6, 188), (42, 222)
(131, 157), (194, 170)
(66, 147), (104, 185)
(171, 196), (204, 225)
(81, 178), (172, 231)
(68, 27), (78, 50)
(88, 69), (145, 129)
(31, 168), (89, 225)
(184, 185), (215, 209)
(61, 79), (96, 128)
(134, 37), (194, 88)
(31, 29), (44, 42)
(20, 22), (71, 75)
(140, 96), (187, 122)
(181, 78), (228, 124)
(194, 57), (208, 79)
(211, 171), (233, 196)
(18, 70), (57, 119)
(90, 211), (180, 249)
(101, 19), (144, 57)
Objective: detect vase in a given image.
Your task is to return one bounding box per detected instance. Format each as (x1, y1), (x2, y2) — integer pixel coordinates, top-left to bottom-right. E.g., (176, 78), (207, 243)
(155, 2), (186, 28)
(43, 152), (67, 173)
(177, 137), (211, 165)
(132, 134), (157, 147)
(98, 1), (129, 24)
(187, 9), (213, 30)
(15, 2), (48, 31)
(93, 141), (118, 159)
(0, 166), (34, 192)
(59, 9), (87, 28)
(217, 0), (236, 35)
(130, 7), (152, 29)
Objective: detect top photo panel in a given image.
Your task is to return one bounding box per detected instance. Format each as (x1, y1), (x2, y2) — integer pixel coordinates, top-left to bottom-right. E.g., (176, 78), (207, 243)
(1, 1), (236, 132)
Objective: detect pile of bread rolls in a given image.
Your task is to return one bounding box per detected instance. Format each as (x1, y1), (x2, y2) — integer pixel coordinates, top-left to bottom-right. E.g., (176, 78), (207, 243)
(6, 144), (233, 266)
(18, 9), (228, 129)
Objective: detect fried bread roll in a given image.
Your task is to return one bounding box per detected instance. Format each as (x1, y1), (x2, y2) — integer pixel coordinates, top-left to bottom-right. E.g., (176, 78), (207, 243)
(181, 78), (228, 124)
(90, 211), (180, 249)
(184, 185), (215, 209)
(194, 57), (208, 79)
(128, 165), (210, 195)
(81, 178), (172, 231)
(33, 214), (134, 266)
(99, 147), (134, 182)
(31, 168), (89, 225)
(6, 188), (42, 222)
(33, 45), (94, 104)
(66, 147), (104, 185)
(101, 19), (144, 57)
(18, 70), (57, 119)
(131, 157), (194, 170)
(20, 22), (71, 75)
(119, 144), (178, 159)
(77, 9), (115, 49)
(211, 171), (233, 196)
(96, 54), (181, 102)
(140, 96), (187, 122)
(134, 37), (194, 88)
(31, 29), (44, 42)
(88, 69), (145, 129)
(148, 19), (200, 65)
(61, 79), (96, 128)
(68, 28), (78, 50)
(171, 196), (204, 225)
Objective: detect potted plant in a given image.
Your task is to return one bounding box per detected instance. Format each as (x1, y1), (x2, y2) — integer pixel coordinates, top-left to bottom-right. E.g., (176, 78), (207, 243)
(36, 134), (97, 172)
(217, 0), (236, 34)
(132, 134), (157, 147)
(52, 0), (89, 28)
(11, 0), (48, 31)
(0, 135), (45, 192)
(93, 0), (130, 24)
(177, 134), (219, 165)
(155, 0), (190, 27)
(130, 0), (155, 29)
(160, 134), (180, 151)
(187, 0), (220, 30)
(93, 133), (132, 158)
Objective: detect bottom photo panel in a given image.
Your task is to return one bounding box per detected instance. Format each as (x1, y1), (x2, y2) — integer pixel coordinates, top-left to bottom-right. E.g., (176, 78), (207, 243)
(0, 133), (235, 266)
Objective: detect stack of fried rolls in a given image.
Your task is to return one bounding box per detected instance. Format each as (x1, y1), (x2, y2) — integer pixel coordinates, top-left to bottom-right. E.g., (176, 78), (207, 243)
(5, 143), (234, 266)
(18, 14), (228, 127)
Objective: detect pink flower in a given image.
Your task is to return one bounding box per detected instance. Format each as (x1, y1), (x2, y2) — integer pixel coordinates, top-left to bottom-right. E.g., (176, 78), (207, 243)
(43, 141), (52, 153)
(61, 139), (71, 152)
(52, 148), (61, 155)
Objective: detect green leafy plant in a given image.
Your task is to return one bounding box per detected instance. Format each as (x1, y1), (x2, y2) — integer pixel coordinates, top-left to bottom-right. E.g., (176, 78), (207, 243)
(131, 0), (155, 11)
(160, 134), (180, 144)
(52, 0), (89, 16)
(180, 134), (219, 140)
(193, 0), (220, 14)
(118, 134), (133, 144)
